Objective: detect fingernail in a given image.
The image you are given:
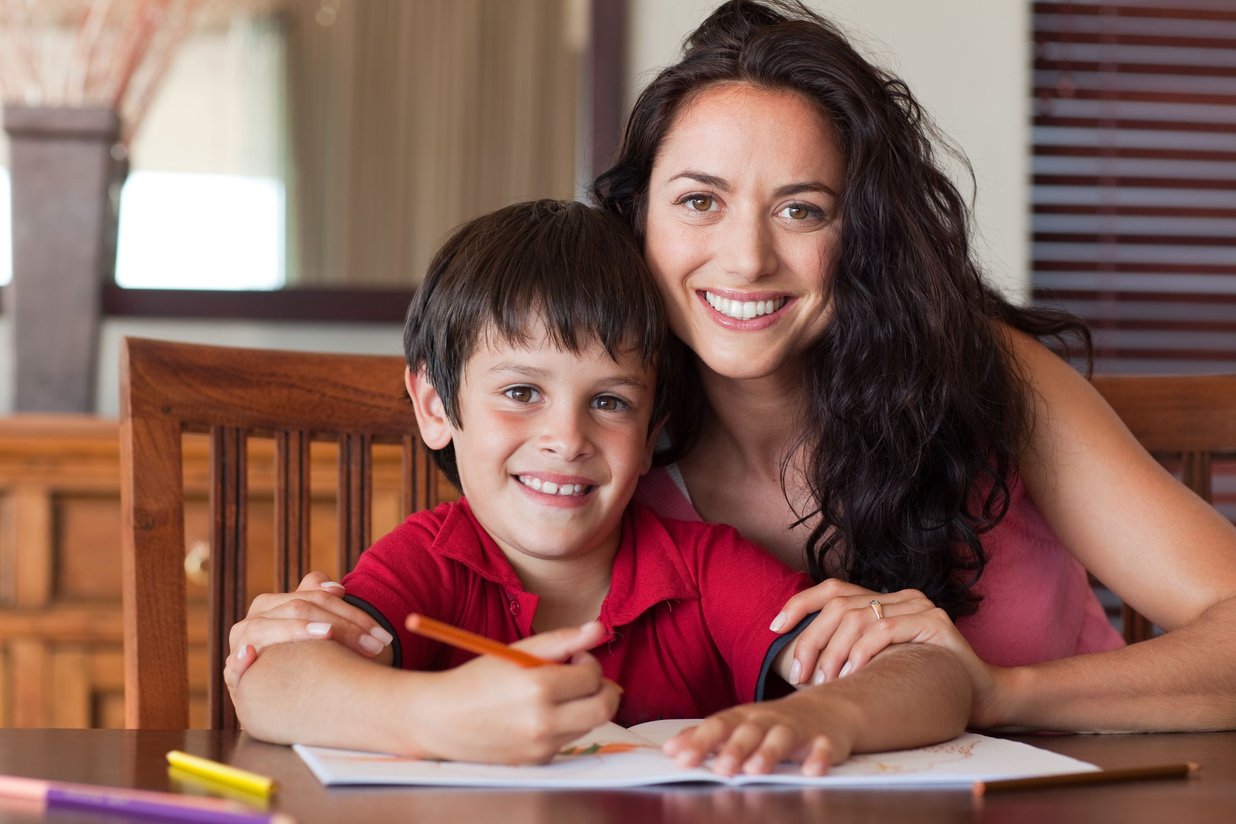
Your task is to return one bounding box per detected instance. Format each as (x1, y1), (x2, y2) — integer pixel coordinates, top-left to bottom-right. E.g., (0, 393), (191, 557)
(370, 626), (394, 645)
(789, 659), (802, 684)
(839, 660), (853, 678)
(811, 669), (827, 686)
(769, 612), (787, 632)
(306, 622), (331, 637)
(580, 620), (603, 634)
(359, 634), (384, 655)
(320, 581), (345, 592)
(237, 644), (252, 662)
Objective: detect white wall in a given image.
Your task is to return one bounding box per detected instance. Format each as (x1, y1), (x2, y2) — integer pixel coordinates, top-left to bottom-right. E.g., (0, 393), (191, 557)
(628, 0), (1030, 300)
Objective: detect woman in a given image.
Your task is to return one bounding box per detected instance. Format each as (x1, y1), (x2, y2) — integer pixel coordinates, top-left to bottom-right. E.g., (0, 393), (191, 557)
(229, 0), (1236, 737)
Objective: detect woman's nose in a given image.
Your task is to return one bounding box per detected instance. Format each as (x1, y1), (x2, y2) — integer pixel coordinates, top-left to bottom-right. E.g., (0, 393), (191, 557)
(719, 213), (776, 281)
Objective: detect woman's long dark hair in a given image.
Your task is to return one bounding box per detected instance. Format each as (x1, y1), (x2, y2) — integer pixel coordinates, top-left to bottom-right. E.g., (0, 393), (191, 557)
(592, 0), (1090, 618)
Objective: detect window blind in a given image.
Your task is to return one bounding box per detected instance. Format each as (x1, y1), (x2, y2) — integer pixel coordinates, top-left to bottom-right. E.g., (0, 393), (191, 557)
(1030, 0), (1236, 520)
(1031, 0), (1236, 374)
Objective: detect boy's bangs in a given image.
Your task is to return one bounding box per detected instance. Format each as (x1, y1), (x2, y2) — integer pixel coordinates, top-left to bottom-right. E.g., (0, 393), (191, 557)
(478, 211), (664, 367)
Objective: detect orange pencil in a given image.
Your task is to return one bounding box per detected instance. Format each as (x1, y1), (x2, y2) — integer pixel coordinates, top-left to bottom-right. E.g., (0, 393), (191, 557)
(404, 613), (622, 692)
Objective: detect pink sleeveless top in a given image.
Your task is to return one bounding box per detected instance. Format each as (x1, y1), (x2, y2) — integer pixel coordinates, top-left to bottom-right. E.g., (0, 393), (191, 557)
(634, 465), (1124, 666)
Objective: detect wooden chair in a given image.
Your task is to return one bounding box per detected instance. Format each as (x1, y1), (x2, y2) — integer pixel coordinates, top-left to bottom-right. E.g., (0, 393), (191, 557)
(1091, 373), (1236, 643)
(119, 337), (450, 730)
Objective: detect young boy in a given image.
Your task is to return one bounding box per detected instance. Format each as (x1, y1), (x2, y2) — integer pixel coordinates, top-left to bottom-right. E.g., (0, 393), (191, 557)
(232, 200), (969, 775)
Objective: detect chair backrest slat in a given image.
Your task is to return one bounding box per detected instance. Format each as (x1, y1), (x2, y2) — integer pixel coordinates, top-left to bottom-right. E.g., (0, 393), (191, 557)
(338, 432), (372, 574)
(209, 425), (249, 730)
(274, 429), (311, 593)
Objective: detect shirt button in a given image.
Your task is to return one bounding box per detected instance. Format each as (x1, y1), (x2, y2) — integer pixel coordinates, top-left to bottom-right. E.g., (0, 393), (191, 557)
(509, 599), (520, 615)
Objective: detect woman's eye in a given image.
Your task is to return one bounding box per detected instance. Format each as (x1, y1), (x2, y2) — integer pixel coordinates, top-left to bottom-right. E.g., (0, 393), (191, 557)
(777, 203), (824, 221)
(504, 386), (539, 403)
(680, 194), (718, 212)
(592, 395), (629, 412)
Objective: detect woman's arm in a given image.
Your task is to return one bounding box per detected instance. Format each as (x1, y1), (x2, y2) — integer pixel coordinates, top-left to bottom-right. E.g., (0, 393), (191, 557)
(985, 331), (1236, 731)
(768, 332), (1236, 733)
(232, 623), (620, 763)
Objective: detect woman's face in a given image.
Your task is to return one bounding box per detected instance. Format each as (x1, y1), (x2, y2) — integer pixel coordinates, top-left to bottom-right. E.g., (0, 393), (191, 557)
(644, 83), (844, 383)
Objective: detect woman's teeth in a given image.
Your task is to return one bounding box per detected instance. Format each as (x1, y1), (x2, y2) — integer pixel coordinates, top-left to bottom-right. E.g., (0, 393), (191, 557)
(519, 476), (590, 496)
(705, 292), (787, 320)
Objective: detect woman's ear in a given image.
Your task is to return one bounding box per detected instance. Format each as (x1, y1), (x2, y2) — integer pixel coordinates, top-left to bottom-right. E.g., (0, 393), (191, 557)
(405, 366), (454, 450)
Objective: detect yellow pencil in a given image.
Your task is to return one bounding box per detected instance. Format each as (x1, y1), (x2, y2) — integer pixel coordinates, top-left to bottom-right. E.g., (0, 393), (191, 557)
(165, 751), (278, 797)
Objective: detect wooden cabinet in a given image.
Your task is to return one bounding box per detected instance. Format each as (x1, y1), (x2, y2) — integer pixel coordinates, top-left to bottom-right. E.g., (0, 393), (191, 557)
(0, 416), (455, 728)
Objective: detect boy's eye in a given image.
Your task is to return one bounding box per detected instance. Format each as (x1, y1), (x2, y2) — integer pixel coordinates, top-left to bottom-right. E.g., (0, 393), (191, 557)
(504, 386), (539, 403)
(591, 395), (629, 412)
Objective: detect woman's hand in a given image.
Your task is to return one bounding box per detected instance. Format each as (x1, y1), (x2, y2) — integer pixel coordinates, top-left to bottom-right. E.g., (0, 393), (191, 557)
(224, 572), (392, 691)
(772, 579), (940, 683)
(772, 579), (1003, 726)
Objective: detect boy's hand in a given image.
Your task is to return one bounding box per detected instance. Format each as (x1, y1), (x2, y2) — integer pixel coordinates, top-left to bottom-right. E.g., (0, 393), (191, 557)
(661, 690), (854, 776)
(225, 572), (392, 692)
(412, 622), (621, 764)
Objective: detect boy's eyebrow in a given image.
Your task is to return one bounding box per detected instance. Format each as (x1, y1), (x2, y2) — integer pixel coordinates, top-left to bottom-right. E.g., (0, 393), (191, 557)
(666, 170), (838, 199)
(487, 362), (651, 390)
(486, 362), (549, 379)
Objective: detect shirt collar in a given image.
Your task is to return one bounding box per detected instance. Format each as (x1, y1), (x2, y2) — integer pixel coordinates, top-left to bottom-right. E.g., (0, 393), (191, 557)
(430, 499), (700, 628)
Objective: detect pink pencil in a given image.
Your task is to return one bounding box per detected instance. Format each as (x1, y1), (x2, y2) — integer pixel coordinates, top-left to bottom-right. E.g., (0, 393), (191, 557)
(0, 774), (295, 824)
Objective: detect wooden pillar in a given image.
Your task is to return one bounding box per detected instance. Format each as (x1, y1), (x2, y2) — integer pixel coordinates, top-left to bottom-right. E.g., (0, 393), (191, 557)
(4, 105), (123, 413)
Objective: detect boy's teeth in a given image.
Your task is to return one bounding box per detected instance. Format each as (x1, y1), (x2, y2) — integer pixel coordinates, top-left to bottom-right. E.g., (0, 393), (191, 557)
(519, 476), (588, 496)
(704, 292), (787, 320)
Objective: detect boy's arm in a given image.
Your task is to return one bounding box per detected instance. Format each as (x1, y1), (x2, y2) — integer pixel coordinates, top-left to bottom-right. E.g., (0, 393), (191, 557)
(233, 623), (621, 764)
(665, 643), (972, 776)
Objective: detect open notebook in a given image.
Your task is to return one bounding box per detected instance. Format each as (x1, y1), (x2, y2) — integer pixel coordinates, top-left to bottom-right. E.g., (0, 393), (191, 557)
(294, 719), (1097, 789)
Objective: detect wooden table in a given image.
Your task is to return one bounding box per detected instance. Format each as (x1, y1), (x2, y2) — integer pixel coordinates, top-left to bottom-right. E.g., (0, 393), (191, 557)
(1, 728), (1233, 823)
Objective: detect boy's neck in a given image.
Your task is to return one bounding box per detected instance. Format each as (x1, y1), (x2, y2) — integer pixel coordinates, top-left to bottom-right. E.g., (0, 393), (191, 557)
(498, 532), (618, 634)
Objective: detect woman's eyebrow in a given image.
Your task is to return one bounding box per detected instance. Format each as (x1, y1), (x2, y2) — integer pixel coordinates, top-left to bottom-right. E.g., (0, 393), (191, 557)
(666, 171), (837, 198)
(667, 170), (730, 190)
(775, 181), (838, 198)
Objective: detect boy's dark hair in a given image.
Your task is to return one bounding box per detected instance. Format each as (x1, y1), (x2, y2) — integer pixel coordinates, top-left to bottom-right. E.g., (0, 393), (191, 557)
(403, 199), (669, 488)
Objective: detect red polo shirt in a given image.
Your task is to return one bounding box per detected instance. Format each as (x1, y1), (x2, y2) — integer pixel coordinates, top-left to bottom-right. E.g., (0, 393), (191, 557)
(342, 499), (812, 726)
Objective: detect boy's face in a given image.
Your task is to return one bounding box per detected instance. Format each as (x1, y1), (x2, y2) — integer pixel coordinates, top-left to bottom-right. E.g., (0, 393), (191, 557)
(410, 320), (659, 575)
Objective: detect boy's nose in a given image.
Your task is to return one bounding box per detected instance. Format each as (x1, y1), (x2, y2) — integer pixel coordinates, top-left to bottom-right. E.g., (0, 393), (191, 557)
(539, 406), (593, 461)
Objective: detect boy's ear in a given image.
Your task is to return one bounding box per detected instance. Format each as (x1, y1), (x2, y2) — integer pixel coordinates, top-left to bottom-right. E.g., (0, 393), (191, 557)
(405, 366), (454, 450)
(641, 415), (667, 475)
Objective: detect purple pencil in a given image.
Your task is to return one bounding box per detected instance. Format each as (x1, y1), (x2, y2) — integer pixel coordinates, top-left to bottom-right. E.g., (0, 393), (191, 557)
(0, 774), (295, 824)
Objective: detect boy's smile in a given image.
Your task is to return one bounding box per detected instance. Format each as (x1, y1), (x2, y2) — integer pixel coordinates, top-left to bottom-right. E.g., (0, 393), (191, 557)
(411, 320), (659, 584)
